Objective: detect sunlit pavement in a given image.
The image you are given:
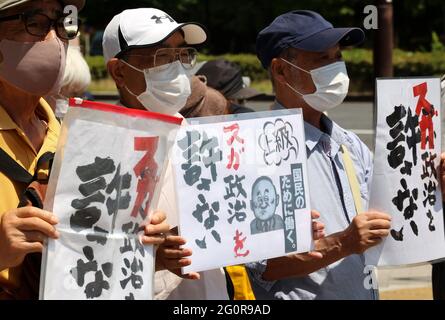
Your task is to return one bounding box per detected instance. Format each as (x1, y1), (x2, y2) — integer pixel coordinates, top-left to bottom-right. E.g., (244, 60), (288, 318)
(377, 265), (432, 300)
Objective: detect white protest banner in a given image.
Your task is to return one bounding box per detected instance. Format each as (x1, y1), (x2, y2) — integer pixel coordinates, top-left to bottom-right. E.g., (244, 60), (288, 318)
(366, 78), (445, 266)
(172, 109), (313, 273)
(40, 99), (182, 300)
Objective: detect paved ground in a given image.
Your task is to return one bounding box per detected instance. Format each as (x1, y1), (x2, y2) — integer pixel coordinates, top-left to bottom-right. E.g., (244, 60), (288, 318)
(377, 264), (432, 299)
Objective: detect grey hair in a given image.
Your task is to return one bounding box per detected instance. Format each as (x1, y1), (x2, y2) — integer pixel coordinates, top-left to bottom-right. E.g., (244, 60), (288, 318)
(60, 46), (92, 97)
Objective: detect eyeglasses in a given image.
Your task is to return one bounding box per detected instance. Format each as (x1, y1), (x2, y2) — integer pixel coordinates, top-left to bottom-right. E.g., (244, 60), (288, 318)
(124, 47), (198, 71)
(0, 11), (80, 40)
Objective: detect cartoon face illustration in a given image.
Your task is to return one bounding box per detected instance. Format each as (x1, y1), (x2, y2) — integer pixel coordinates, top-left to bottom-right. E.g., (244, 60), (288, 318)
(250, 177), (280, 221)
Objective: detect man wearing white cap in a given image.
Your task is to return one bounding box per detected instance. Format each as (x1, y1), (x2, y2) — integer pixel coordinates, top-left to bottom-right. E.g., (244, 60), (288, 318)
(103, 8), (206, 116)
(102, 8), (230, 300)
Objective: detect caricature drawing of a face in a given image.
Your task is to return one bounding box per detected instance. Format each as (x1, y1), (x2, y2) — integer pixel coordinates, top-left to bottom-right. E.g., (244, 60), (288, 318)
(250, 177), (279, 221)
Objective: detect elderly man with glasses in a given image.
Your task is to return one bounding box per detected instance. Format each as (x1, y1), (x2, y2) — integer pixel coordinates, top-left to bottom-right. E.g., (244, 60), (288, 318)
(104, 8), (204, 116)
(0, 0), (84, 300)
(0, 1), (170, 300)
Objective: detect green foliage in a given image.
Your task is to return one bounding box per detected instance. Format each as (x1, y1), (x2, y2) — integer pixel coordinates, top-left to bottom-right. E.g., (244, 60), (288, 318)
(87, 49), (445, 94)
(431, 31), (445, 53)
(85, 56), (108, 80)
(81, 0), (445, 54)
(392, 49), (445, 79)
(341, 49), (373, 94)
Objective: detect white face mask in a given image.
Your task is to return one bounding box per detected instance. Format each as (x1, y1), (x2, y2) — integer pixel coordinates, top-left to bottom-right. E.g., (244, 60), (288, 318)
(281, 59), (350, 112)
(121, 60), (191, 115)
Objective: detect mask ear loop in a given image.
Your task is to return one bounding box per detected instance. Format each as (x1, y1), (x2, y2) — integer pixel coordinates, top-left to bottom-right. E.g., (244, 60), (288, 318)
(285, 82), (305, 97)
(280, 58), (310, 97)
(119, 59), (146, 98)
(119, 59), (145, 74)
(123, 85), (140, 98)
(280, 58), (311, 74)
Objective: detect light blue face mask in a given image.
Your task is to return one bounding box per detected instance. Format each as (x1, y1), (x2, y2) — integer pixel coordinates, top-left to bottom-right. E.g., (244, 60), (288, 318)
(281, 59), (350, 112)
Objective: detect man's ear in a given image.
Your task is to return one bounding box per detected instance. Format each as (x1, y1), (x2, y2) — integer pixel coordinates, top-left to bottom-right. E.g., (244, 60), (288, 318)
(107, 58), (125, 89)
(270, 58), (287, 86)
(276, 194), (280, 207)
(250, 199), (255, 212)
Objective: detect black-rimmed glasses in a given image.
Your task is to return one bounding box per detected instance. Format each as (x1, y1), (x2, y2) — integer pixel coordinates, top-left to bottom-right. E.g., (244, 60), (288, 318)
(0, 11), (80, 40)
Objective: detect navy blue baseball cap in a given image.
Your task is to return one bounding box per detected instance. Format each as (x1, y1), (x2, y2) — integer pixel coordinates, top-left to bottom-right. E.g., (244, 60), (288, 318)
(256, 10), (365, 69)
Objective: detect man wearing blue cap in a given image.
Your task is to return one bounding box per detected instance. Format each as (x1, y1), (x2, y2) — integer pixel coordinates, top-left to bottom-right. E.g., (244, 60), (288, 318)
(246, 10), (393, 300)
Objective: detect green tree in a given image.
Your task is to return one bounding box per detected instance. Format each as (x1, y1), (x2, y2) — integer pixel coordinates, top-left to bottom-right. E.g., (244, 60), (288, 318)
(80, 0), (445, 54)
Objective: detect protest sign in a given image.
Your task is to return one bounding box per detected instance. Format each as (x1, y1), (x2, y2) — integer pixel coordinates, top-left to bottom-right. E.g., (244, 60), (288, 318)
(366, 78), (445, 266)
(40, 99), (181, 299)
(172, 109), (313, 273)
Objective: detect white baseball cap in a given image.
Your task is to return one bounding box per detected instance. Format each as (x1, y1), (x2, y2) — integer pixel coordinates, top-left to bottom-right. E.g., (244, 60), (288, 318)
(102, 8), (208, 62)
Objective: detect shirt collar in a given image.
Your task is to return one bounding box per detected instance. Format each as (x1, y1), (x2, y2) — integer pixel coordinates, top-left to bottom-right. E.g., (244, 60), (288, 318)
(38, 97), (60, 138)
(0, 98), (58, 130)
(304, 120), (325, 153)
(0, 98), (60, 155)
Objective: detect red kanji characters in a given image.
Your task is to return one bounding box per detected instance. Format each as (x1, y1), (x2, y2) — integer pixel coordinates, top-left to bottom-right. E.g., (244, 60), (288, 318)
(224, 123), (245, 145)
(224, 123), (245, 171)
(413, 82), (437, 150)
(131, 137), (159, 219)
(227, 148), (241, 171)
(233, 229), (250, 258)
